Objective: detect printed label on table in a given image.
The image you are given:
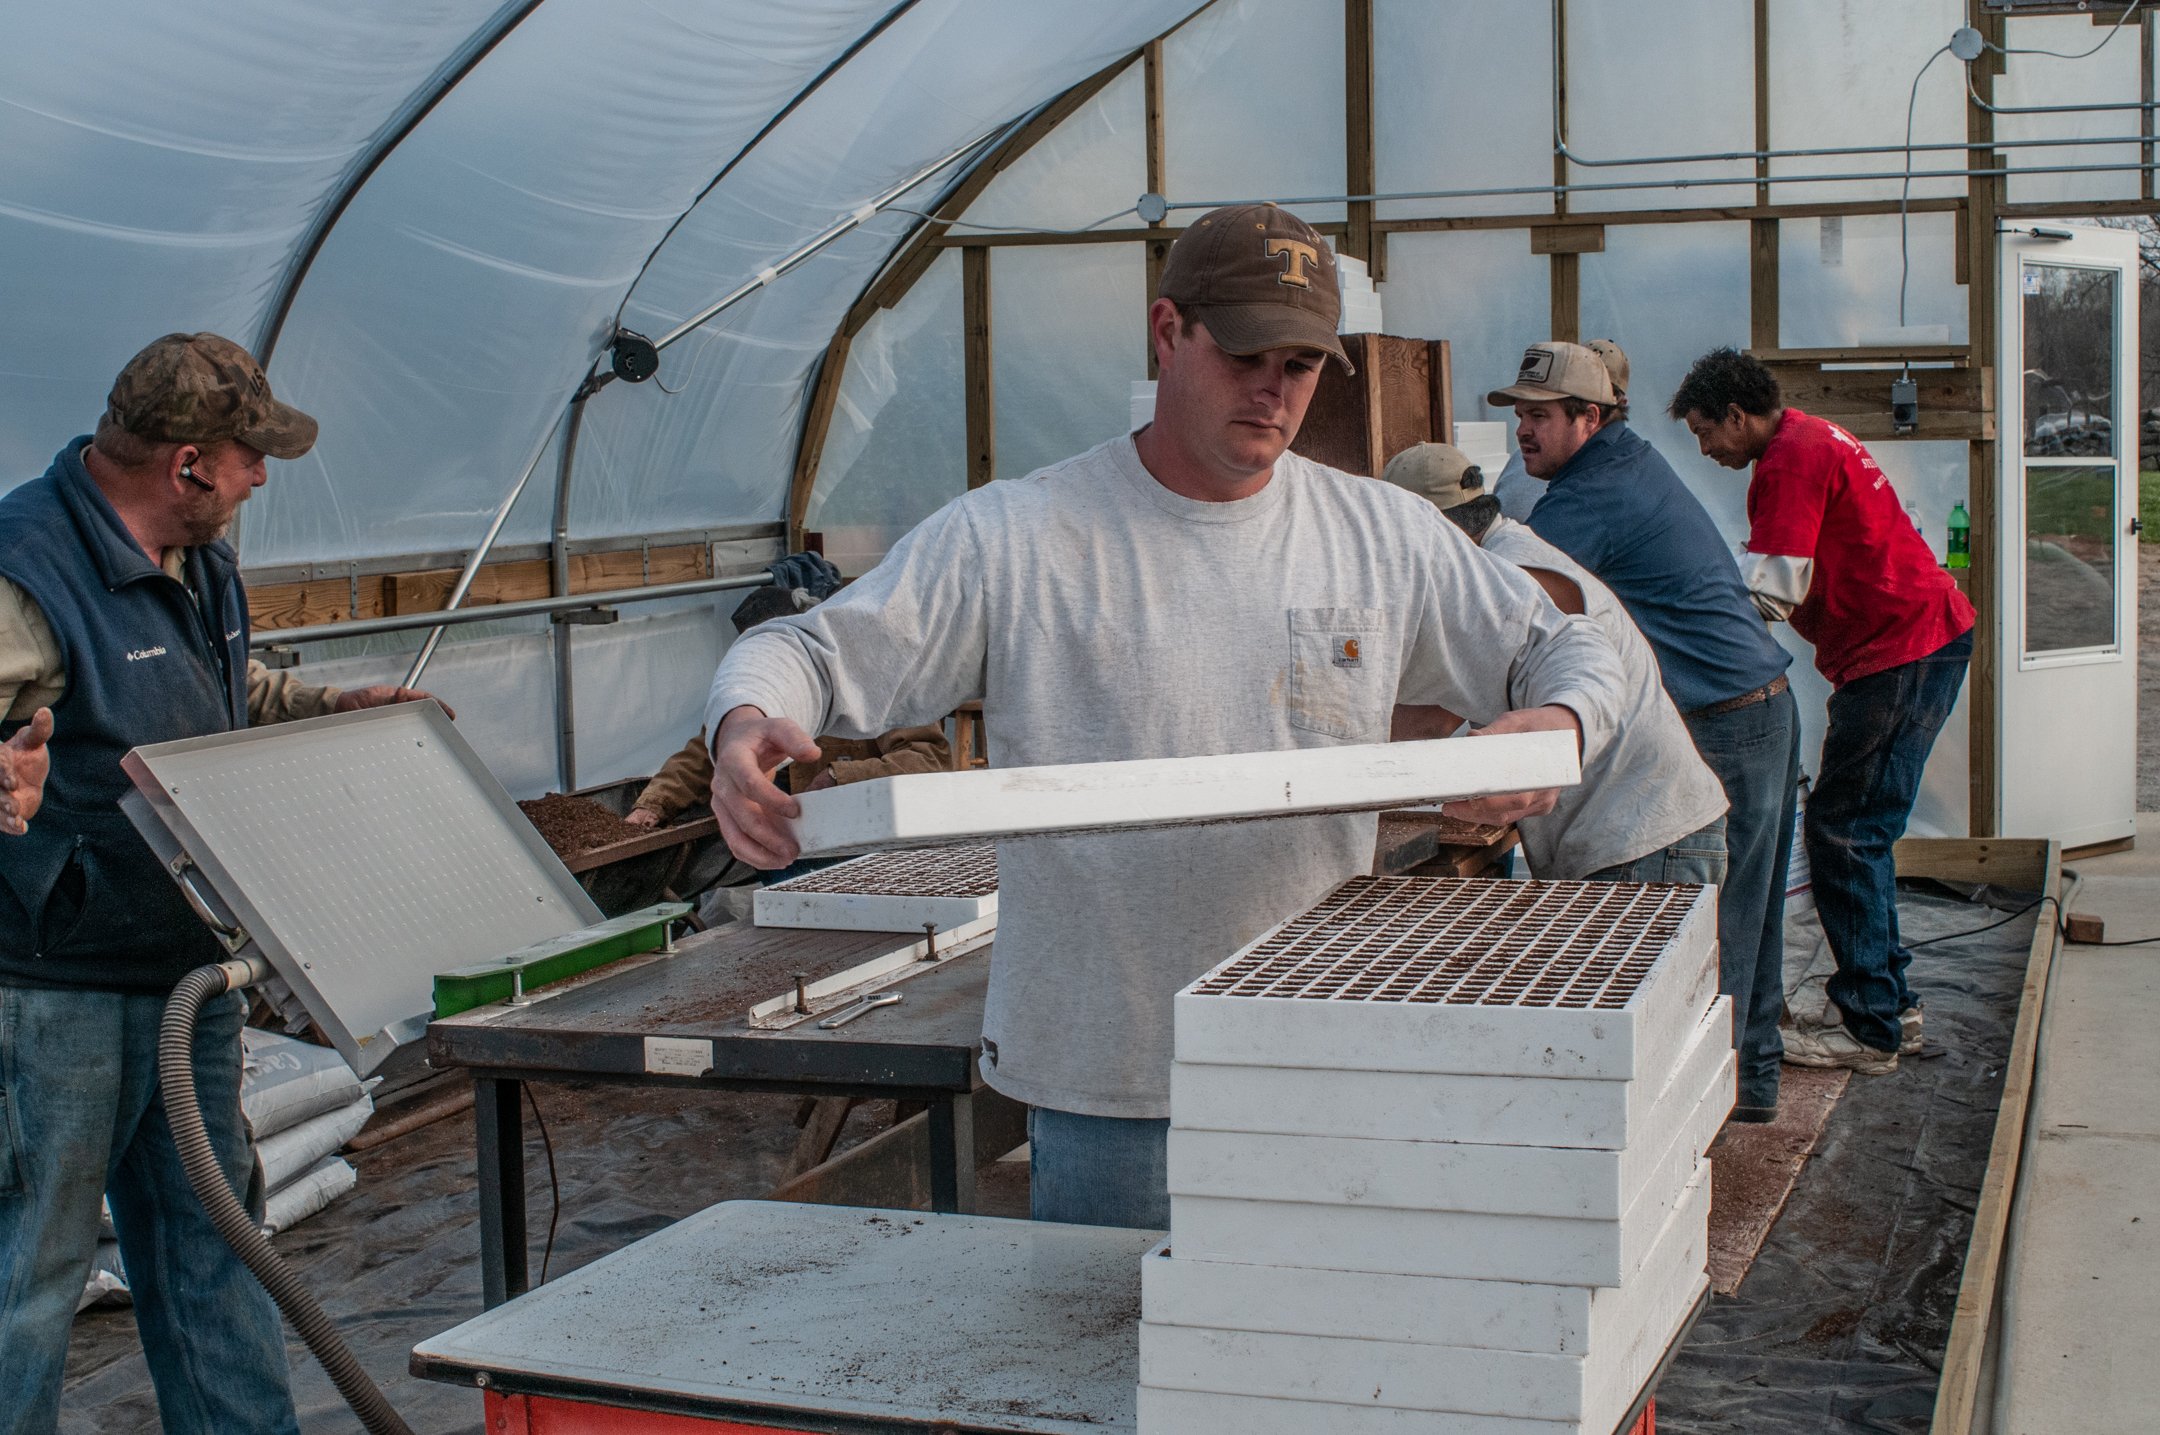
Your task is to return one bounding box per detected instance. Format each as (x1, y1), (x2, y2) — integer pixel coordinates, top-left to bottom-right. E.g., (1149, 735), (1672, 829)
(643, 1036), (714, 1077)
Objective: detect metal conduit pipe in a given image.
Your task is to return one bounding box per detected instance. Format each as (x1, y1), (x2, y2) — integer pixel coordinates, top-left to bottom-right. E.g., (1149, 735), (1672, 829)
(1160, 155), (2160, 214)
(1967, 73), (2160, 115)
(550, 384), (593, 791)
(251, 572), (769, 649)
(1553, 129), (2156, 171)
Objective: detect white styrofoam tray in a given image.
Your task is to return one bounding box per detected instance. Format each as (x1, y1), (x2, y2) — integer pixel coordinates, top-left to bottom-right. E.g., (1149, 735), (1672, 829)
(1165, 1040), (1727, 1286)
(1174, 877), (1719, 1083)
(1168, 998), (1731, 1224)
(1142, 1154), (1710, 1357)
(752, 846), (997, 932)
(1168, 990), (1726, 1152)
(1139, 1168), (1709, 1432)
(785, 732), (1580, 857)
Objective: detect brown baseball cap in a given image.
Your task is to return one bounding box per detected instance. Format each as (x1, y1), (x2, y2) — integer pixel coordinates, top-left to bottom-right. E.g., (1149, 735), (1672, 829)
(1486, 341), (1617, 409)
(102, 333), (318, 460)
(1158, 204), (1353, 374)
(1585, 338), (1629, 397)
(1381, 443), (1486, 511)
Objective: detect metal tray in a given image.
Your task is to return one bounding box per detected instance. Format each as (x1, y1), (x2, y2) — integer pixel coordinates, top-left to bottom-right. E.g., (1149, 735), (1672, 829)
(122, 703), (601, 1074)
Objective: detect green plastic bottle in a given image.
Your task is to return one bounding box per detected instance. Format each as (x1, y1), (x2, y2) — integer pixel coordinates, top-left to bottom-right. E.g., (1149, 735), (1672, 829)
(1946, 501), (1970, 569)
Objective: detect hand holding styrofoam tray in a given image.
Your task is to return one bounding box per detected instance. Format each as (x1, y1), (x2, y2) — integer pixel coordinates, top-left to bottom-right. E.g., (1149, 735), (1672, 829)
(785, 731), (1579, 857)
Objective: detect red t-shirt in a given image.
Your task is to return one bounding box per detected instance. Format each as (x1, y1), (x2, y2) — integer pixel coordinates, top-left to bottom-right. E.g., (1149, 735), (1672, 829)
(1746, 408), (1975, 687)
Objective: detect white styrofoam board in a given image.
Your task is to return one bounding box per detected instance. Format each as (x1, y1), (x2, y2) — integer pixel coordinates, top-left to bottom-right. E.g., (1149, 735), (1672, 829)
(1139, 1386), (1559, 1435)
(1173, 886), (1717, 1082)
(1168, 999), (1731, 1222)
(1169, 1001), (1727, 1152)
(742, 916), (995, 1027)
(1142, 1159), (1710, 1357)
(785, 732), (1580, 857)
(1166, 1064), (1721, 1287)
(1138, 1168), (1709, 1430)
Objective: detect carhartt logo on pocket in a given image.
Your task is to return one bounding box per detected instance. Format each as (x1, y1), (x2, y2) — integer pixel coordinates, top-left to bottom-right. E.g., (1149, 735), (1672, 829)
(1333, 637), (1362, 668)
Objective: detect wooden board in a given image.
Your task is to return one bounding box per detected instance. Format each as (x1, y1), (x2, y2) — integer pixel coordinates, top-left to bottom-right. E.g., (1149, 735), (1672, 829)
(247, 542), (716, 632)
(1292, 333), (1451, 477)
(1758, 361), (1994, 442)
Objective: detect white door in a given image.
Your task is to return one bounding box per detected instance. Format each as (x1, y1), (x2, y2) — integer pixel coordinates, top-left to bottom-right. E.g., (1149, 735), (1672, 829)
(1997, 225), (2139, 846)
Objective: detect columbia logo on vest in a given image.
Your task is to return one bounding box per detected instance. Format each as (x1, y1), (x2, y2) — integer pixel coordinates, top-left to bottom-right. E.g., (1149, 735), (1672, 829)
(125, 645), (168, 662)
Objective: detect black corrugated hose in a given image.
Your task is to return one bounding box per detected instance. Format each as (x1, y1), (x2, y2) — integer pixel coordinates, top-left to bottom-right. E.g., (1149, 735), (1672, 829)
(159, 959), (417, 1435)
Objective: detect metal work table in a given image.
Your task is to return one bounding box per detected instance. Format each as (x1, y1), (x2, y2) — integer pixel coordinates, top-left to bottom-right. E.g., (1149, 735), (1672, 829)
(427, 919), (994, 1307)
(413, 1200), (1155, 1434)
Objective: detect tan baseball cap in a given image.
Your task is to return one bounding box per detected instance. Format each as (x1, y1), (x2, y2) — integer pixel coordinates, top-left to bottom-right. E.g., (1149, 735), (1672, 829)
(1486, 341), (1617, 409)
(1381, 443), (1486, 511)
(1585, 338), (1629, 397)
(1159, 204), (1353, 374)
(102, 333), (318, 460)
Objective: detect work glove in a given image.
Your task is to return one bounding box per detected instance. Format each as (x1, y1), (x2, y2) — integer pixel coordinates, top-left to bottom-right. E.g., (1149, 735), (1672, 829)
(766, 551), (843, 601)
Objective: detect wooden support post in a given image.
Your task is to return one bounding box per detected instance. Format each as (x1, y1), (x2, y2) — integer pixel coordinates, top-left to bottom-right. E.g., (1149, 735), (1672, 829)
(1750, 0), (1779, 351)
(1966, 0), (2003, 837)
(789, 334), (851, 549)
(1344, 0), (1376, 269)
(963, 245), (994, 489)
(2145, 8), (2155, 203)
(1549, 0), (1577, 343)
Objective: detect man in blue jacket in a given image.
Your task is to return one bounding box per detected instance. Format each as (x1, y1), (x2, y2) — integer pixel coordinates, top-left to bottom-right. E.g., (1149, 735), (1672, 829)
(1495, 341), (1800, 1124)
(0, 334), (439, 1435)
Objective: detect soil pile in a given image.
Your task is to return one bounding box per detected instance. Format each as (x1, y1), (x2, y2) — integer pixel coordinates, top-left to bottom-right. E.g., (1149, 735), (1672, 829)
(519, 793), (639, 858)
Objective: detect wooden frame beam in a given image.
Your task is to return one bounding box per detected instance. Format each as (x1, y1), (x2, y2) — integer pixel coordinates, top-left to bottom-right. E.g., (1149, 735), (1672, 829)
(963, 245), (994, 489)
(1967, 0), (2004, 837)
(1750, 0), (1779, 351)
(1344, 0), (1376, 268)
(1549, 0), (1578, 343)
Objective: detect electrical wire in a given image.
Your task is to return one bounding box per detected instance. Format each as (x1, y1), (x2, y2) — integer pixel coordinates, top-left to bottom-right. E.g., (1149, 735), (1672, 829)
(1988, 1), (2140, 62)
(1903, 893), (2056, 949)
(1900, 44), (1954, 331)
(524, 1084), (562, 1285)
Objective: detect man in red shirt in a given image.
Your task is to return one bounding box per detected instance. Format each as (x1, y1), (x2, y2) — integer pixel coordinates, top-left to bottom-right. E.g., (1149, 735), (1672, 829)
(1671, 348), (1976, 1074)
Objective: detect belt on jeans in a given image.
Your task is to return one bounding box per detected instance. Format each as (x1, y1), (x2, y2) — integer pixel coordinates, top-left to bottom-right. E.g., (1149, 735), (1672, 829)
(1686, 673), (1790, 720)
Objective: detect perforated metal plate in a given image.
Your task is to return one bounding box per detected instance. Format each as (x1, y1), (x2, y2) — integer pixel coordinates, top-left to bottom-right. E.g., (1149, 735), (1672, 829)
(122, 703), (600, 1074)
(1190, 876), (1696, 1010)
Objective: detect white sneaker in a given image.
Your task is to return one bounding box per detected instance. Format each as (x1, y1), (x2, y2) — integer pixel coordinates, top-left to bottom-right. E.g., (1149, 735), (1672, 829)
(1781, 1022), (1898, 1075)
(1898, 1006), (1923, 1056)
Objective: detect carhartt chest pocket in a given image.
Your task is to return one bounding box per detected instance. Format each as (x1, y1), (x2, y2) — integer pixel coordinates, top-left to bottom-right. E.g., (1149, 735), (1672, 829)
(1287, 606), (1389, 741)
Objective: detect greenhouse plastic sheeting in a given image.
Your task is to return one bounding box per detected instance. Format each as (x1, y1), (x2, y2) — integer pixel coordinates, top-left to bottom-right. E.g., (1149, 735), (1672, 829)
(1, 0), (1207, 570)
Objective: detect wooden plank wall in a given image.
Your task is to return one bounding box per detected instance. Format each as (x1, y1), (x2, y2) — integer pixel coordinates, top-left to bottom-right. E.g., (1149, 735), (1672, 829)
(247, 543), (715, 633)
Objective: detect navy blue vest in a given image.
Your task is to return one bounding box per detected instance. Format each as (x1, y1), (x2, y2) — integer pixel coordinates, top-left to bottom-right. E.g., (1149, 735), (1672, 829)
(0, 439), (249, 991)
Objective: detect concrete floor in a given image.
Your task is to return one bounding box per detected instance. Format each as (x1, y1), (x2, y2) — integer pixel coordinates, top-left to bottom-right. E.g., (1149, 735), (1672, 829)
(1988, 833), (2160, 1435)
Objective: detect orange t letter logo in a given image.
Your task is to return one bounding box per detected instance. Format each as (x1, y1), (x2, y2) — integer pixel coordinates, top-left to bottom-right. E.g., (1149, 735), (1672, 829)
(1265, 238), (1320, 289)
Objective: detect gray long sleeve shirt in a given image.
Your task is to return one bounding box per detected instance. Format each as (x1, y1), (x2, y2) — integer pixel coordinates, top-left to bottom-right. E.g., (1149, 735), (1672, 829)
(709, 435), (1626, 1118)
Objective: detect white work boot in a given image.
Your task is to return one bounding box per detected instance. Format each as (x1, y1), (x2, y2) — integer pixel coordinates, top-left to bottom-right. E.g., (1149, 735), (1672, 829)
(1898, 1005), (1923, 1056)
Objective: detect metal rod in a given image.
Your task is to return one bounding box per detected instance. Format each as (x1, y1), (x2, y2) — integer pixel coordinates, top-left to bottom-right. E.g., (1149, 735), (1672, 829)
(400, 410), (567, 687)
(1968, 73), (2160, 116)
(654, 129), (999, 352)
(250, 572), (768, 649)
(551, 388), (591, 792)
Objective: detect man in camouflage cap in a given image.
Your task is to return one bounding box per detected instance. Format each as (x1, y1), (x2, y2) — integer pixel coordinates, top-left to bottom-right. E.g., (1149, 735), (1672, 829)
(0, 333), (441, 1432)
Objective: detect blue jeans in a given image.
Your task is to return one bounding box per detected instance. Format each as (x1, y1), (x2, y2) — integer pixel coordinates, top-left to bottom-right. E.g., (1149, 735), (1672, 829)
(1586, 815), (1729, 886)
(0, 985), (298, 1435)
(1028, 1107), (1169, 1230)
(1808, 631), (1972, 1054)
(1686, 687), (1801, 1112)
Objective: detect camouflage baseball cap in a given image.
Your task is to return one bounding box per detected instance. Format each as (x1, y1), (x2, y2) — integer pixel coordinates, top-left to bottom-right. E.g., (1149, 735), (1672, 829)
(103, 333), (317, 460)
(1158, 204), (1353, 374)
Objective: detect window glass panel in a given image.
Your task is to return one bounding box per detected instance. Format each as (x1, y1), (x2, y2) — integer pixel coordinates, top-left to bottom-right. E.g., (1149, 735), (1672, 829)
(2022, 261), (2118, 458)
(2025, 463), (2118, 655)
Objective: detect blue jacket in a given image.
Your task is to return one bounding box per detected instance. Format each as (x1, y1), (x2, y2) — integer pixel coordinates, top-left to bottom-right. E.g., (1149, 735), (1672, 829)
(0, 439), (249, 991)
(1528, 423), (1789, 713)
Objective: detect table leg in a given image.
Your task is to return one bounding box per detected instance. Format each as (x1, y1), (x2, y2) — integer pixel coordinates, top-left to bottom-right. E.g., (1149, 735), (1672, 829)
(474, 1077), (529, 1308)
(927, 1090), (975, 1214)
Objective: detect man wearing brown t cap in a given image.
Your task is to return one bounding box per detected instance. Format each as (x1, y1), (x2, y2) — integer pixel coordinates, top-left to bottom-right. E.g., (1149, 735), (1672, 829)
(700, 205), (1625, 1230)
(0, 333), (442, 1433)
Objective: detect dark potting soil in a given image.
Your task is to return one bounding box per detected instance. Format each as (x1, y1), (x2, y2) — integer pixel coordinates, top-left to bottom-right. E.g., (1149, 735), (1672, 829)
(518, 792), (640, 858)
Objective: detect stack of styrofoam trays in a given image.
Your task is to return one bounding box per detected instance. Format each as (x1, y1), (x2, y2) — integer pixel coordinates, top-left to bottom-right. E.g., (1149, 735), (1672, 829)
(1141, 876), (1732, 1435)
(753, 845), (997, 933)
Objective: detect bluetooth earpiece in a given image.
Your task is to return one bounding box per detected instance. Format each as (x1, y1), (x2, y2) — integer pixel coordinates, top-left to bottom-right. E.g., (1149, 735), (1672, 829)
(178, 455), (214, 492)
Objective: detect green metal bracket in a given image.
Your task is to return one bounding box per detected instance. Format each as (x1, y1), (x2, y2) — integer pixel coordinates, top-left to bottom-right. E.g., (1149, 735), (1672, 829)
(432, 902), (691, 1019)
